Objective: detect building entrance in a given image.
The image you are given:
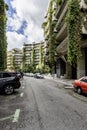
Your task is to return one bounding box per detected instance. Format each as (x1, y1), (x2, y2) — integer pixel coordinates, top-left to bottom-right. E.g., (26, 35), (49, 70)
(71, 64), (77, 79)
(85, 48), (87, 75)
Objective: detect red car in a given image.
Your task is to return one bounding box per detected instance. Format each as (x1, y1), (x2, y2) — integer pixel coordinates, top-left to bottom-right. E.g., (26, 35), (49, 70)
(74, 76), (87, 94)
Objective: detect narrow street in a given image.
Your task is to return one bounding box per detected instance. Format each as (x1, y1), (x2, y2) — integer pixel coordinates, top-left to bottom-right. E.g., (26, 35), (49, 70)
(0, 76), (87, 130)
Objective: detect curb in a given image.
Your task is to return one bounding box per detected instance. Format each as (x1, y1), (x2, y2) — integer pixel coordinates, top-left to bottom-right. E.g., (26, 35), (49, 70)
(44, 76), (73, 88)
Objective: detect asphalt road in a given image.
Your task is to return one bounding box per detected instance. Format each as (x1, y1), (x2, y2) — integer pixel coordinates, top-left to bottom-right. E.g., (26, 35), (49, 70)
(0, 76), (87, 130)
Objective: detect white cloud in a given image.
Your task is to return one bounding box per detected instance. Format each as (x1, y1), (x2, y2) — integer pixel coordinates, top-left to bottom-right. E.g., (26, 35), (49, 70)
(7, 14), (23, 31)
(24, 25), (44, 43)
(6, 31), (26, 50)
(6, 0), (49, 50)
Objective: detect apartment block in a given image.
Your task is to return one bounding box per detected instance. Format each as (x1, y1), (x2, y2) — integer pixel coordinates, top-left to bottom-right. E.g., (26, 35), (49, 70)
(7, 48), (23, 71)
(42, 0), (57, 65)
(43, 0), (87, 79)
(22, 42), (44, 68)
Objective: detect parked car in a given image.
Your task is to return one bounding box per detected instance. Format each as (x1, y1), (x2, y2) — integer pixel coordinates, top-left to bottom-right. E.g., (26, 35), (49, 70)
(0, 72), (21, 95)
(34, 73), (44, 79)
(73, 76), (87, 94)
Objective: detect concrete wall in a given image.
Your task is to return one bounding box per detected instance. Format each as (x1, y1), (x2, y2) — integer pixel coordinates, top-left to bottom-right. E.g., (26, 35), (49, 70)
(77, 49), (85, 78)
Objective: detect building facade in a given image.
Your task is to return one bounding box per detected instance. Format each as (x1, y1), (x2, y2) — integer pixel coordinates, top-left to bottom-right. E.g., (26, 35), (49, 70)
(7, 48), (23, 71)
(22, 42), (44, 70)
(43, 0), (87, 79)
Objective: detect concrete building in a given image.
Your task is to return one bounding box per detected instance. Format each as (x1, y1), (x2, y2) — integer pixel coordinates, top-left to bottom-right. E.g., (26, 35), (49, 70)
(22, 43), (33, 66)
(42, 0), (57, 65)
(22, 42), (44, 68)
(7, 48), (23, 71)
(43, 0), (87, 79)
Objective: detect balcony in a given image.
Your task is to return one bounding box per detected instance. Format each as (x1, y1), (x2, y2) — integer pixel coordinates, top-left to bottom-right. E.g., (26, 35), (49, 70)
(80, 0), (87, 12)
(44, 41), (49, 48)
(82, 18), (87, 34)
(45, 22), (49, 32)
(55, 4), (67, 30)
(56, 37), (67, 54)
(55, 0), (67, 19)
(56, 22), (67, 42)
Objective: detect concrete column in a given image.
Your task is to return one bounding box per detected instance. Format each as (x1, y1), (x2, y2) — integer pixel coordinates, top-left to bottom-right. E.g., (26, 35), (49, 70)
(77, 49), (85, 78)
(66, 62), (72, 79)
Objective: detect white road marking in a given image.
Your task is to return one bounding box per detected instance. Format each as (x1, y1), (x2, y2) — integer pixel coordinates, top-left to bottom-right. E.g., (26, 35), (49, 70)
(20, 92), (24, 97)
(22, 86), (25, 89)
(0, 115), (14, 122)
(12, 109), (20, 123)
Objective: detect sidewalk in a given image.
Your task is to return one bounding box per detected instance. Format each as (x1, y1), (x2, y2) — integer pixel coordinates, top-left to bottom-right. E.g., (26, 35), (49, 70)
(44, 75), (74, 89)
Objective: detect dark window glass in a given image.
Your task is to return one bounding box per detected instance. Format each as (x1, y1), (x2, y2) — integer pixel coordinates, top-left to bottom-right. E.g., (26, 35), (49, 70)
(81, 78), (87, 83)
(8, 72), (16, 76)
(3, 73), (11, 78)
(0, 73), (3, 78)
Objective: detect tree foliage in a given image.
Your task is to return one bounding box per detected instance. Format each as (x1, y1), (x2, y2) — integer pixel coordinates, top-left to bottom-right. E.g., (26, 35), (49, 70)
(0, 0), (7, 70)
(48, 0), (57, 67)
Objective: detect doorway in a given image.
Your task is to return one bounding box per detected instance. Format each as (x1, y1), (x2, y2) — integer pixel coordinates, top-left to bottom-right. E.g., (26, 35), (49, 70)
(85, 48), (87, 75)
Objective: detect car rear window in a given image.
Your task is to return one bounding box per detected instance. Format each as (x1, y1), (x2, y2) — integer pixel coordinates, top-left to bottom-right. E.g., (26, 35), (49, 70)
(3, 73), (11, 78)
(9, 72), (16, 76)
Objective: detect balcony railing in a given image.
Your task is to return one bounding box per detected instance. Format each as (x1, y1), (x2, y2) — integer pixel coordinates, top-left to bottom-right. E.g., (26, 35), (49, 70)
(56, 37), (67, 54)
(55, 0), (67, 19)
(56, 22), (67, 42)
(55, 4), (67, 31)
(80, 0), (87, 12)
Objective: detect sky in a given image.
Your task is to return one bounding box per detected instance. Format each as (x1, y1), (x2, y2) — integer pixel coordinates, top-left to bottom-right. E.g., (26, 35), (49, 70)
(5, 0), (49, 50)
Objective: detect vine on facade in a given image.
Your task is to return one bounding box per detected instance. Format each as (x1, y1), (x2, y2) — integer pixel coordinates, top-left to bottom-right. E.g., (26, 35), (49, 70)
(48, 0), (57, 67)
(57, 0), (62, 5)
(66, 0), (83, 65)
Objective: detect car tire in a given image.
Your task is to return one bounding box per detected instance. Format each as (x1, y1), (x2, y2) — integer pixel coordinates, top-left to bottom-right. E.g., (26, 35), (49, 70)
(4, 85), (14, 95)
(77, 87), (82, 95)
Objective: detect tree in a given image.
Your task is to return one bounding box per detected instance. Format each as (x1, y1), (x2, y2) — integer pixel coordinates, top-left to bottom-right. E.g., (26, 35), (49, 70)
(0, 0), (8, 70)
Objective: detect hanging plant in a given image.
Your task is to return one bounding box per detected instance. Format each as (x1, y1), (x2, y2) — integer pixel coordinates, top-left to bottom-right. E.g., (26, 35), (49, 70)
(48, 0), (57, 66)
(56, 0), (62, 6)
(66, 0), (83, 65)
(0, 0), (7, 70)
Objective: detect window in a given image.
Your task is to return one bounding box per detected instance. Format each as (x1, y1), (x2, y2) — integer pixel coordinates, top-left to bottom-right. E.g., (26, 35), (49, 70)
(81, 78), (87, 83)
(0, 73), (3, 78)
(3, 73), (11, 78)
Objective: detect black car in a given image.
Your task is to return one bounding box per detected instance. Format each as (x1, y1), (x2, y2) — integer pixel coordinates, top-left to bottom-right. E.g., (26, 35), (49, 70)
(0, 72), (21, 95)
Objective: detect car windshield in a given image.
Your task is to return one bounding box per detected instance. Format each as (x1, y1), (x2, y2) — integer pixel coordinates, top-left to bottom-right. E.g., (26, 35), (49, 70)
(80, 77), (87, 83)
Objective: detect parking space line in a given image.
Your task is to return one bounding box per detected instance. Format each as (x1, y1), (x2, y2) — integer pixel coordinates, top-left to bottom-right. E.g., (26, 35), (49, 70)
(0, 115), (14, 122)
(12, 109), (20, 123)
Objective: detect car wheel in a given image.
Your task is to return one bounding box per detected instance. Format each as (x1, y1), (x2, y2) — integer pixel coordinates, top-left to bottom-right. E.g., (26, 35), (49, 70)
(77, 87), (82, 95)
(4, 85), (14, 95)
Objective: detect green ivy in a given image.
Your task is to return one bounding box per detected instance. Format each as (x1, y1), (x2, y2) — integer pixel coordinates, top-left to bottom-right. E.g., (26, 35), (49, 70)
(0, 0), (7, 70)
(48, 0), (57, 67)
(57, 0), (62, 5)
(66, 0), (83, 65)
